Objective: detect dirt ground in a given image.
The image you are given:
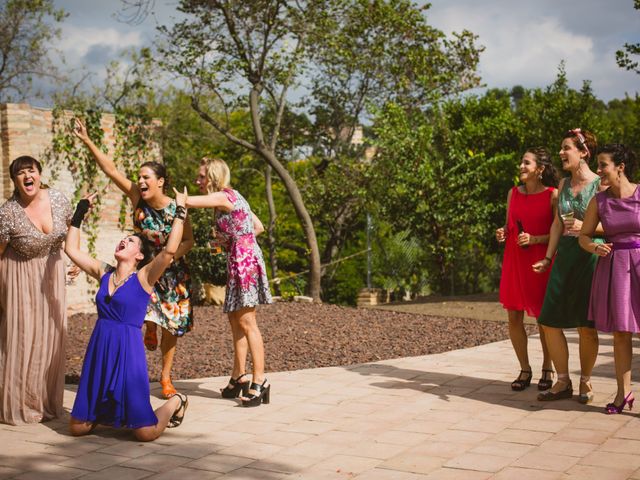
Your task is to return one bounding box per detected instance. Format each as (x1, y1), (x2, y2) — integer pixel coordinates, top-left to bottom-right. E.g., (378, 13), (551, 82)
(373, 292), (537, 325)
(66, 295), (535, 383)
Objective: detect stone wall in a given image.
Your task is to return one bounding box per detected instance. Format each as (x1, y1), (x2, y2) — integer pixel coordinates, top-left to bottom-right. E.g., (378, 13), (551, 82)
(0, 103), (160, 312)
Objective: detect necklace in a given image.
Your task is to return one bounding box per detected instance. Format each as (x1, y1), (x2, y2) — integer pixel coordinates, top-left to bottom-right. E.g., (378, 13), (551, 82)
(112, 270), (136, 287)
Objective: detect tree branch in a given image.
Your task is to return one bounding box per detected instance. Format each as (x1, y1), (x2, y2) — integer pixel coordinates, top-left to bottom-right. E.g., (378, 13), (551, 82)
(190, 95), (258, 152)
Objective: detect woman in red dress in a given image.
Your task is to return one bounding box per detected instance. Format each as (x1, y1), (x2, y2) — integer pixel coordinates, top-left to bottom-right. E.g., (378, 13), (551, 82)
(496, 147), (558, 391)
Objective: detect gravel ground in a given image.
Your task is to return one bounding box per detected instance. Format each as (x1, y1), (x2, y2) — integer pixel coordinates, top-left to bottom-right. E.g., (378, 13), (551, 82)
(65, 302), (537, 384)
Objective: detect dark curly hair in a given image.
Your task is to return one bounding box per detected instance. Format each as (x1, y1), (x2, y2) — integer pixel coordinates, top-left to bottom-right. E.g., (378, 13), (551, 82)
(133, 233), (154, 268)
(597, 144), (637, 181)
(525, 147), (559, 188)
(563, 128), (597, 160)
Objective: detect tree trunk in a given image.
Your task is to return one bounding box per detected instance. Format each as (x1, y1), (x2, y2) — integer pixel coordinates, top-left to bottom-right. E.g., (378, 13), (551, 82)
(248, 86), (321, 301)
(264, 165), (280, 296)
(258, 147), (322, 301)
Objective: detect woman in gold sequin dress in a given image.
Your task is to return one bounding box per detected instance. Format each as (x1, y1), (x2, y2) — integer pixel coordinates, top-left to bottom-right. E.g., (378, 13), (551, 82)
(0, 156), (72, 424)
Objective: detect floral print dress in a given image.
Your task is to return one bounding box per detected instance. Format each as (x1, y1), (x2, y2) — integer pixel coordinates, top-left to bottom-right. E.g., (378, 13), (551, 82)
(216, 189), (272, 313)
(134, 199), (193, 336)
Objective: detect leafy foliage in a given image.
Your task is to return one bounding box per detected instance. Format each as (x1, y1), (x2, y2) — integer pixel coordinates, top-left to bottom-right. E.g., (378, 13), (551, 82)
(0, 0), (67, 100)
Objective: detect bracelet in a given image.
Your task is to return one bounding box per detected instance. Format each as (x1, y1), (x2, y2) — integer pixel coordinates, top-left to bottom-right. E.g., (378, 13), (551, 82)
(544, 256), (552, 263)
(174, 206), (187, 221)
(594, 244), (600, 253)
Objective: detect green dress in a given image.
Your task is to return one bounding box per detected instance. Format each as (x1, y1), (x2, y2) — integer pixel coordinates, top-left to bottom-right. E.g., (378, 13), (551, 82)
(538, 177), (602, 329)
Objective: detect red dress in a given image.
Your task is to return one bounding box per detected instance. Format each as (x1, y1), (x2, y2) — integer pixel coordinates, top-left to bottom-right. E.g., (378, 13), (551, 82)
(499, 186), (555, 317)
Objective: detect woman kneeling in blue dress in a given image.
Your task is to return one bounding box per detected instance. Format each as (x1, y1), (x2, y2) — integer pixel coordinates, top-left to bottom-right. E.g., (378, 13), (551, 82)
(65, 189), (189, 441)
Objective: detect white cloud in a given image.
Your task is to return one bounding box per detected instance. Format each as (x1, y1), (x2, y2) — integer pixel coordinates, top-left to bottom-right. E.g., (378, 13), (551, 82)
(57, 25), (143, 59)
(426, 0), (638, 101)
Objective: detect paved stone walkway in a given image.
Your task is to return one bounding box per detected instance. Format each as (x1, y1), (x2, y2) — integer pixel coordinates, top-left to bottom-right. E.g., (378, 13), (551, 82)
(2, 331), (640, 479)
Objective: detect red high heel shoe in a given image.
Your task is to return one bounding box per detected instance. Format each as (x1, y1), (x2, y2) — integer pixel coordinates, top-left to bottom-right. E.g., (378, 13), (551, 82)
(605, 392), (634, 414)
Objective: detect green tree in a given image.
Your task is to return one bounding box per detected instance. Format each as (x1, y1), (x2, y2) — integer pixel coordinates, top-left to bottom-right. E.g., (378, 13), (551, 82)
(154, 0), (483, 301)
(616, 0), (640, 74)
(0, 0), (67, 100)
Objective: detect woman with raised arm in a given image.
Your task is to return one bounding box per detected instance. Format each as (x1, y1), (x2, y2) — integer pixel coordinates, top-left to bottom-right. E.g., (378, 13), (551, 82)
(65, 189), (189, 441)
(579, 144), (639, 414)
(533, 128), (603, 404)
(496, 148), (558, 391)
(0, 156), (72, 425)
(73, 119), (194, 399)
(190, 158), (272, 407)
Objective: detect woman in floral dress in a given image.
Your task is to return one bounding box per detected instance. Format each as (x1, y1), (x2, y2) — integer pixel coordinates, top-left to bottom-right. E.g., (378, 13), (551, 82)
(188, 157), (272, 407)
(74, 119), (194, 399)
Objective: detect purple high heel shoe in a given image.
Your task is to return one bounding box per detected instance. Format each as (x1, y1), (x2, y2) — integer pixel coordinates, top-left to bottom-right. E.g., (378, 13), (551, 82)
(605, 391), (634, 414)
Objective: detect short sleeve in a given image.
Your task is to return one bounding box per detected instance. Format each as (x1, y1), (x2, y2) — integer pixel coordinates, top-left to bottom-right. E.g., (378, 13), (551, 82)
(0, 202), (14, 244)
(223, 188), (237, 205)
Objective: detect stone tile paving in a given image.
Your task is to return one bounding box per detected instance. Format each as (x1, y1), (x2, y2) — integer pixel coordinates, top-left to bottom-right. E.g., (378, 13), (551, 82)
(3, 331), (640, 479)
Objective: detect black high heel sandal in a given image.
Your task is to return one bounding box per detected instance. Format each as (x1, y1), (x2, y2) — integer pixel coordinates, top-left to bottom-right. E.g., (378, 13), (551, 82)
(167, 393), (188, 428)
(537, 369), (554, 391)
(241, 379), (270, 407)
(221, 374), (250, 399)
(511, 369), (532, 391)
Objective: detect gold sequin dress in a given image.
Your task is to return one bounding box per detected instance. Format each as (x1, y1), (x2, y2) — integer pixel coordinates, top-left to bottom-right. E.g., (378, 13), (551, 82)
(0, 189), (71, 424)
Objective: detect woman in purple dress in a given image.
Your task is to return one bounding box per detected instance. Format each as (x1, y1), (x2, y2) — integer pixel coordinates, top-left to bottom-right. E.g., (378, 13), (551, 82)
(579, 144), (638, 414)
(189, 157), (272, 407)
(64, 189), (189, 441)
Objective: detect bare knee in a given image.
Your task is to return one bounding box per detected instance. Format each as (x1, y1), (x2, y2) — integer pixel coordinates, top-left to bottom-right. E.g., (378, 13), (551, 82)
(578, 327), (598, 341)
(69, 418), (94, 437)
(133, 427), (159, 442)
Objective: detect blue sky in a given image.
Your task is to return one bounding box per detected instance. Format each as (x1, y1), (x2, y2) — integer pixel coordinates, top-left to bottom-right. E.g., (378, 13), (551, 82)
(44, 0), (639, 106)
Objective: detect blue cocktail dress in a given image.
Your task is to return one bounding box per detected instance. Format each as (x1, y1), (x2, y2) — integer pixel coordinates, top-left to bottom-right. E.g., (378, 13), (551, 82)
(71, 271), (158, 428)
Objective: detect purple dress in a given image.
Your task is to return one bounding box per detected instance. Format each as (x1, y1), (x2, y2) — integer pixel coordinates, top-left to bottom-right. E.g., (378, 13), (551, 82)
(589, 186), (640, 332)
(71, 271), (158, 428)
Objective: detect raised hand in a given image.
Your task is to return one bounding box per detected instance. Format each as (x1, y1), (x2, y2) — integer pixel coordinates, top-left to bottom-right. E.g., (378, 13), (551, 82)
(173, 187), (188, 208)
(72, 118), (90, 143)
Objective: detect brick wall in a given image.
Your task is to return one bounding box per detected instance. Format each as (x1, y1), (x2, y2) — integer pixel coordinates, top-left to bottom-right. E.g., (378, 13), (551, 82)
(0, 103), (161, 312)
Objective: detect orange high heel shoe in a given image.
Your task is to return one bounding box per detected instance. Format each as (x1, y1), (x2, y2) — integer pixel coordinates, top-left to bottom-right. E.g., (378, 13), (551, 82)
(160, 378), (177, 399)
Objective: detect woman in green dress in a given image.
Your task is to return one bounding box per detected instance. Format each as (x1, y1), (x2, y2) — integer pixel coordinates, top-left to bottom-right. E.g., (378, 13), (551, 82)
(533, 129), (603, 404)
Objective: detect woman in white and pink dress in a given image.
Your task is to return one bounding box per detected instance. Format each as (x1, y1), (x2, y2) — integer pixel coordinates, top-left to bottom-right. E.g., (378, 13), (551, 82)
(187, 157), (272, 407)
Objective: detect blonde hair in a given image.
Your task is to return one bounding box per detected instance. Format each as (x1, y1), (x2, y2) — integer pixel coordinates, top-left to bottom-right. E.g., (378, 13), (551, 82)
(200, 157), (231, 193)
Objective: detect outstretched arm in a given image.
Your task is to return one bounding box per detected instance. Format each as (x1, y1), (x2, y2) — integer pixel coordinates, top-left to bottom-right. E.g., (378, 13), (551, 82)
(73, 118), (140, 205)
(64, 195), (104, 281)
(139, 188), (187, 289)
(185, 192), (233, 212)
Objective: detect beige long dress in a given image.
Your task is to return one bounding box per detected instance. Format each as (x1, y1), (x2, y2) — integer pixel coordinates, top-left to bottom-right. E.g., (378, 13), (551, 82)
(0, 189), (71, 425)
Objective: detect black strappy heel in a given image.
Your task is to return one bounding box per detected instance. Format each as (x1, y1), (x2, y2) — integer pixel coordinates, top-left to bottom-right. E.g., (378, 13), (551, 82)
(511, 369), (532, 391)
(241, 379), (270, 407)
(220, 374), (250, 399)
(167, 393), (188, 428)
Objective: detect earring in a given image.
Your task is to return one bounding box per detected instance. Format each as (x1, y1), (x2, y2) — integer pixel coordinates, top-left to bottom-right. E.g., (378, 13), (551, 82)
(538, 174), (543, 180)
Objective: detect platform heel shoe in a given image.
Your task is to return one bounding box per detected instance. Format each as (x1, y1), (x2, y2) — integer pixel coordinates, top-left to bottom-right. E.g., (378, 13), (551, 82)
(241, 379), (270, 407)
(220, 374), (250, 399)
